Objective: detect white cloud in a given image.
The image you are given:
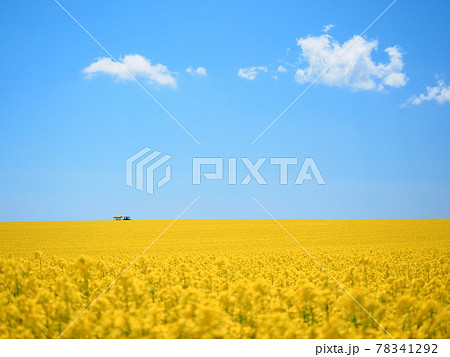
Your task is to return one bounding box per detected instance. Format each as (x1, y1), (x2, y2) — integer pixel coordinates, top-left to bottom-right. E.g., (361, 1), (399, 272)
(196, 67), (207, 76)
(402, 78), (450, 106)
(83, 54), (177, 87)
(295, 34), (407, 91)
(186, 66), (207, 76)
(322, 24), (335, 33)
(237, 66), (268, 81)
(277, 65), (288, 73)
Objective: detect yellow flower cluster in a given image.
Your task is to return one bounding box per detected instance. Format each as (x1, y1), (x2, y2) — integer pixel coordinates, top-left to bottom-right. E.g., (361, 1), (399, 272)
(0, 219), (448, 338)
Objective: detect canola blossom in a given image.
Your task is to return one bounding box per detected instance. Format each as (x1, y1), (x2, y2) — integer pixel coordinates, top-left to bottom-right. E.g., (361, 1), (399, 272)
(0, 219), (448, 338)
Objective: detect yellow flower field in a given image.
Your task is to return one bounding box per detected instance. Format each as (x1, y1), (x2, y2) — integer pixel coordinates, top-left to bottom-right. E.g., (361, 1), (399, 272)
(0, 219), (448, 339)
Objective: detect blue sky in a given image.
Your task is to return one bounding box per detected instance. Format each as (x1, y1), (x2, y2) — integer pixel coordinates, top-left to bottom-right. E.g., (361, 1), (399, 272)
(1, 0), (449, 221)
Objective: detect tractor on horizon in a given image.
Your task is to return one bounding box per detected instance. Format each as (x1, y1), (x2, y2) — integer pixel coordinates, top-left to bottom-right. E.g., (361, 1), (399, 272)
(113, 216), (131, 220)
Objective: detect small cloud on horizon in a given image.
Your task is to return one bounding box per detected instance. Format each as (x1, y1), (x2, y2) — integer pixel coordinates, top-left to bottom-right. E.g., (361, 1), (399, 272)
(277, 65), (288, 73)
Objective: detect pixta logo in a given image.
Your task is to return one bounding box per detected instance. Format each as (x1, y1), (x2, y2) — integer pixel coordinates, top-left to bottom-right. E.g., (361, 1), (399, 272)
(126, 148), (325, 195)
(192, 157), (325, 185)
(126, 147), (172, 195)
